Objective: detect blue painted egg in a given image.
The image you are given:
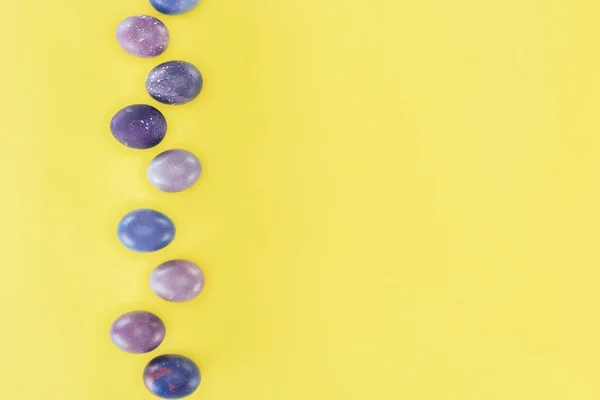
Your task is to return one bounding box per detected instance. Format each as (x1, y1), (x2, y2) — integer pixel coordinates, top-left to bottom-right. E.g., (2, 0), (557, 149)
(150, 0), (199, 15)
(143, 354), (201, 399)
(117, 209), (175, 252)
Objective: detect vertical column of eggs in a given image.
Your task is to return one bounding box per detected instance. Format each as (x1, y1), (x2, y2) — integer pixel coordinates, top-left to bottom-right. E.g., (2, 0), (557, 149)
(109, 2), (205, 399)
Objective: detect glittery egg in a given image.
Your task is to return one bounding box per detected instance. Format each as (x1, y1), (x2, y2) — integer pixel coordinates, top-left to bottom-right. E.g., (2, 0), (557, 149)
(144, 354), (201, 399)
(150, 260), (205, 302)
(116, 15), (170, 58)
(150, 0), (199, 15)
(147, 149), (202, 192)
(110, 104), (167, 149)
(110, 311), (166, 354)
(117, 209), (175, 252)
(146, 61), (203, 105)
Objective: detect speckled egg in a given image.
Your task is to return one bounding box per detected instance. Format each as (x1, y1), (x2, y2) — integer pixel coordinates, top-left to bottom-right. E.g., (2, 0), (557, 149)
(116, 15), (170, 58)
(144, 354), (201, 399)
(110, 311), (166, 354)
(146, 61), (203, 105)
(110, 104), (167, 149)
(150, 259), (205, 302)
(150, 0), (199, 15)
(147, 149), (202, 192)
(117, 209), (175, 252)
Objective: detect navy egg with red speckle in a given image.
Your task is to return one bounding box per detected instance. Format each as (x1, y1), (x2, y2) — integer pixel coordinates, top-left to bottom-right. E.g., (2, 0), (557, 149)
(144, 354), (201, 399)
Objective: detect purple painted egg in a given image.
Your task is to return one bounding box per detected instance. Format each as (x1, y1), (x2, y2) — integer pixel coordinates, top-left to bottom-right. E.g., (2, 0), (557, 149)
(147, 149), (202, 192)
(110, 310), (166, 354)
(150, 260), (205, 302)
(116, 15), (170, 58)
(110, 104), (167, 149)
(146, 61), (203, 105)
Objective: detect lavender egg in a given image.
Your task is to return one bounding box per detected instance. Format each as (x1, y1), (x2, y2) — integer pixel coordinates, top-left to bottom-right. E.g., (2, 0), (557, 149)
(116, 15), (170, 58)
(150, 260), (205, 302)
(110, 104), (167, 149)
(110, 311), (166, 354)
(147, 149), (202, 192)
(146, 61), (203, 105)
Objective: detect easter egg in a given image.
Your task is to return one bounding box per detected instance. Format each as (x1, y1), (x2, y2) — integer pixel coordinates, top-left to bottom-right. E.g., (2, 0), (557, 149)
(150, 0), (199, 15)
(147, 149), (202, 192)
(110, 311), (166, 354)
(143, 354), (201, 399)
(117, 209), (175, 252)
(110, 105), (167, 149)
(116, 15), (170, 58)
(150, 259), (205, 302)
(146, 61), (202, 105)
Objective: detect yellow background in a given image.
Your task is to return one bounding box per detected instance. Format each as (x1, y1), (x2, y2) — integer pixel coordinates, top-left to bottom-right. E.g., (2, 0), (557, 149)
(1, 0), (599, 399)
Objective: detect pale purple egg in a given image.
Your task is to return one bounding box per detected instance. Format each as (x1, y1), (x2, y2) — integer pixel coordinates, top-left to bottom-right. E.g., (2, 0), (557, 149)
(150, 260), (205, 302)
(147, 149), (202, 192)
(110, 311), (166, 354)
(116, 15), (170, 58)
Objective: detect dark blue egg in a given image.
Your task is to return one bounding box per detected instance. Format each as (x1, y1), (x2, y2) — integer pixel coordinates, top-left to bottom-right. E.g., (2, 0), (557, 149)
(143, 354), (201, 399)
(117, 209), (175, 252)
(150, 0), (199, 15)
